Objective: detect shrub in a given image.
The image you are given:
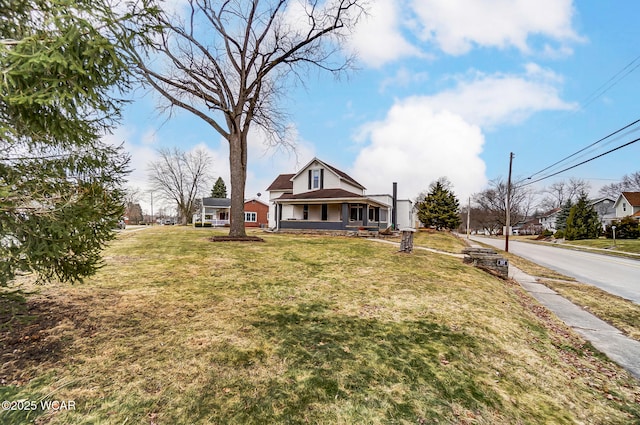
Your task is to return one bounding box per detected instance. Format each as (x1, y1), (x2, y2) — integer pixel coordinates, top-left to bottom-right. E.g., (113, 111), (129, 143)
(605, 216), (640, 239)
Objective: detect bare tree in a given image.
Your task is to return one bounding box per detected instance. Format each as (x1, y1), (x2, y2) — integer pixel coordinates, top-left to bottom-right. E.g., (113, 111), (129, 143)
(473, 178), (534, 232)
(148, 147), (212, 225)
(119, 0), (366, 237)
(539, 178), (590, 211)
(599, 171), (640, 198)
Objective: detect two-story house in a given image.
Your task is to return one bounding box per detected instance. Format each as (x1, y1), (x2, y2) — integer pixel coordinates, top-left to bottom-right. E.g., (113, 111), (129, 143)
(267, 158), (412, 231)
(613, 192), (640, 220)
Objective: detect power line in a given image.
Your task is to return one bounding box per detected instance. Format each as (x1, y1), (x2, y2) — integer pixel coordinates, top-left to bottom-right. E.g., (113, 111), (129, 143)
(579, 54), (640, 111)
(521, 136), (640, 187)
(520, 118), (640, 184)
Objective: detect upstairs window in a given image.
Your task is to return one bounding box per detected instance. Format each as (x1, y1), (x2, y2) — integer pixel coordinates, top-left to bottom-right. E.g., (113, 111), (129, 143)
(308, 168), (323, 190)
(312, 169), (320, 189)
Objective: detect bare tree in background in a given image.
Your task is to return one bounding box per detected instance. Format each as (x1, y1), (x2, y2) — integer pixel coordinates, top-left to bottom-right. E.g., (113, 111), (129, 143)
(598, 171), (640, 198)
(539, 178), (590, 211)
(148, 147), (213, 225)
(474, 178), (534, 233)
(119, 0), (366, 237)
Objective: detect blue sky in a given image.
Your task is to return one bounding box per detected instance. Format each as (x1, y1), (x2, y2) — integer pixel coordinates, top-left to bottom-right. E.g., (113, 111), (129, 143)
(107, 0), (640, 213)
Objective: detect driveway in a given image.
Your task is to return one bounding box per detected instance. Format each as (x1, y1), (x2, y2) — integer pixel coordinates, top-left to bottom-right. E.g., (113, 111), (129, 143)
(469, 236), (640, 304)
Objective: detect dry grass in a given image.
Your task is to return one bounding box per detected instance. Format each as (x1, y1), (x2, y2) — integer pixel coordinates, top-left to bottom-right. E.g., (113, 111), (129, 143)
(472, 238), (640, 344)
(1, 227), (639, 424)
(412, 229), (469, 253)
(538, 279), (640, 342)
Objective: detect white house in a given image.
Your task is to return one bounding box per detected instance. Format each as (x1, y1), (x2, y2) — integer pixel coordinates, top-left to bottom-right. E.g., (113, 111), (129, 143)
(613, 192), (640, 220)
(266, 158), (415, 231)
(539, 208), (561, 232)
(193, 197), (231, 226)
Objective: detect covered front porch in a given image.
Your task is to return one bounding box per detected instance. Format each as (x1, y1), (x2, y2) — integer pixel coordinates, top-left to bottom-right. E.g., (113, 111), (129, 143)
(193, 207), (230, 227)
(275, 201), (390, 231)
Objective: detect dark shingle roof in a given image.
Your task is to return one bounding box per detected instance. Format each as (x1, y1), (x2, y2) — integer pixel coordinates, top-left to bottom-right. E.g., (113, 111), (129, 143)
(266, 173), (294, 191)
(322, 162), (365, 190)
(203, 197), (231, 207)
(277, 189), (364, 200)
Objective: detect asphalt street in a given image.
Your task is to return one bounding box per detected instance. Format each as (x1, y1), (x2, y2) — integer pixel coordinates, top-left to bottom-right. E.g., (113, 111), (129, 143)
(469, 236), (640, 304)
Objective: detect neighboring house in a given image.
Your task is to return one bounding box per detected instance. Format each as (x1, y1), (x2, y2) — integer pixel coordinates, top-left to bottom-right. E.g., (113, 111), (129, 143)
(243, 198), (269, 228)
(590, 197), (616, 227)
(193, 197), (231, 226)
(512, 217), (543, 235)
(613, 192), (640, 220)
(194, 197), (269, 227)
(540, 208), (561, 232)
(267, 158), (414, 231)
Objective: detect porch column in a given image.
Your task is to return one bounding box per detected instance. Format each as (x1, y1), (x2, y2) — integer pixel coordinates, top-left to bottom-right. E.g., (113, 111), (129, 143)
(363, 204), (369, 226)
(341, 203), (349, 228)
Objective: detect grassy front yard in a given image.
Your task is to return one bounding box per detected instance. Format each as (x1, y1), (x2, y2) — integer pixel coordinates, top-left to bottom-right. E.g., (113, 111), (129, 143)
(1, 227), (639, 424)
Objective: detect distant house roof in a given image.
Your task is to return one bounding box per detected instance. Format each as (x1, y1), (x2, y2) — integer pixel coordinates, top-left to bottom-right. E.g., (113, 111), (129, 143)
(244, 198), (269, 207)
(292, 158), (366, 190)
(203, 197), (231, 207)
(266, 173), (294, 191)
(542, 208), (561, 217)
(276, 188), (364, 200)
(621, 192), (640, 206)
(589, 197), (615, 206)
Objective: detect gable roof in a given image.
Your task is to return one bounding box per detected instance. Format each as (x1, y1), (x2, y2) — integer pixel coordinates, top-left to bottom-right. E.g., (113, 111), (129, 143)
(244, 198), (269, 207)
(203, 197), (231, 207)
(293, 157), (365, 190)
(621, 192), (640, 206)
(266, 173), (295, 191)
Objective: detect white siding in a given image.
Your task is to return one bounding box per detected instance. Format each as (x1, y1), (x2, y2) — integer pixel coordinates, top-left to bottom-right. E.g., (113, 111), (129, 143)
(396, 200), (417, 229)
(291, 160), (363, 195)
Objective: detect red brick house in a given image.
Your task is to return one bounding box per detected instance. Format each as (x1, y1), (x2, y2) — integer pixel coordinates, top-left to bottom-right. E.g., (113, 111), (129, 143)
(243, 198), (269, 228)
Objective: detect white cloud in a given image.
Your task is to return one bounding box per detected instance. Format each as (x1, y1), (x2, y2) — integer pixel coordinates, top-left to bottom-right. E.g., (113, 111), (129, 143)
(350, 0), (424, 67)
(379, 67), (430, 93)
(414, 66), (576, 128)
(411, 0), (582, 55)
(352, 66), (576, 201)
(351, 106), (486, 202)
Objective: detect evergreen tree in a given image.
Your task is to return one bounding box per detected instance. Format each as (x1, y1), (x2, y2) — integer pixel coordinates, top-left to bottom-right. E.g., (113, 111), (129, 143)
(211, 177), (228, 198)
(565, 193), (601, 240)
(605, 216), (640, 239)
(555, 200), (573, 232)
(417, 179), (461, 230)
(1, 0), (131, 284)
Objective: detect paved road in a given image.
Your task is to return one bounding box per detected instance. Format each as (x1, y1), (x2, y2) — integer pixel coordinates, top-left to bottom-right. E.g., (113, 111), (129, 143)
(470, 236), (640, 304)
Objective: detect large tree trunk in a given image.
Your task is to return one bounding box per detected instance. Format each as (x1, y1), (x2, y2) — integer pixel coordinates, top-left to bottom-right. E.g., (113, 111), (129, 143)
(228, 131), (247, 238)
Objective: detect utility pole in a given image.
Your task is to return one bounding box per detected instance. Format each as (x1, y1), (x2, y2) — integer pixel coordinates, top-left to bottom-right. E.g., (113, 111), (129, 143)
(466, 196), (471, 239)
(505, 152), (514, 252)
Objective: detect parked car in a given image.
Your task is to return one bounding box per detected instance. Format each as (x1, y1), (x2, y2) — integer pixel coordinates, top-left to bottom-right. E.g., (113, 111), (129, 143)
(116, 219), (126, 229)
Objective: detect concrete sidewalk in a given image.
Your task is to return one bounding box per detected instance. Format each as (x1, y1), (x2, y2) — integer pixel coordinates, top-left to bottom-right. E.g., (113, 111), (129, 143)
(369, 237), (640, 380)
(464, 238), (640, 380)
(509, 264), (640, 380)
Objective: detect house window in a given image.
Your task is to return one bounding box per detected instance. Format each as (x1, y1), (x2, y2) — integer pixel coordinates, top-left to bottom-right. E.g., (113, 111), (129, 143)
(350, 204), (363, 221)
(368, 207), (380, 222)
(623, 202), (627, 212)
(312, 170), (320, 189)
(244, 212), (257, 222)
(219, 211), (229, 220)
(321, 204), (328, 221)
(303, 204), (309, 220)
